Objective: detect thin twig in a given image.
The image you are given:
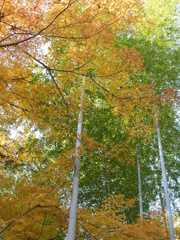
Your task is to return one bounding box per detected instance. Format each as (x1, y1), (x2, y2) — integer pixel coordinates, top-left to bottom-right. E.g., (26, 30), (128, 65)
(0, 205), (57, 235)
(0, 0), (5, 12)
(19, 48), (69, 115)
(38, 211), (47, 240)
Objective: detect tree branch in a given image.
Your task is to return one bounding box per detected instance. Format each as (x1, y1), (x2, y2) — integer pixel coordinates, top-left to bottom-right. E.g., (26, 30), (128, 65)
(19, 48), (69, 115)
(0, 0), (77, 48)
(0, 205), (58, 235)
(38, 211), (47, 240)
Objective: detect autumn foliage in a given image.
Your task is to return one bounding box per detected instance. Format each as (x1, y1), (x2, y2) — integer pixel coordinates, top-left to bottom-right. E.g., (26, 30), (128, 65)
(0, 0), (179, 239)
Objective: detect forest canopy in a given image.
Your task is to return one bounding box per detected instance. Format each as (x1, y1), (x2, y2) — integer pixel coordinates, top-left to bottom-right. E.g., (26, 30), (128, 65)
(0, 0), (180, 239)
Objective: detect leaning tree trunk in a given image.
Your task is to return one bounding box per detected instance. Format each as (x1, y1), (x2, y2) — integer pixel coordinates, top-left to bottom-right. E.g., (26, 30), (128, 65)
(136, 140), (143, 224)
(154, 101), (175, 240)
(67, 76), (86, 240)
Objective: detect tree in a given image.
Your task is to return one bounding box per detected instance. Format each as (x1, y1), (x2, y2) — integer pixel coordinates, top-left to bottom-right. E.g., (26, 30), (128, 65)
(67, 76), (85, 239)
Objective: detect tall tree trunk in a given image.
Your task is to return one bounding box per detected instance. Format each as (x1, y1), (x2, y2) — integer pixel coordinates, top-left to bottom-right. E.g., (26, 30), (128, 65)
(154, 102), (175, 240)
(136, 140), (143, 224)
(157, 175), (168, 232)
(151, 36), (175, 239)
(67, 76), (86, 240)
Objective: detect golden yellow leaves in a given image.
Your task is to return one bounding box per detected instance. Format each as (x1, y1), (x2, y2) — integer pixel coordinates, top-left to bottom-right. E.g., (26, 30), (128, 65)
(175, 224), (180, 239)
(82, 133), (102, 154)
(0, 0), (43, 43)
(3, 205), (67, 240)
(0, 151), (71, 238)
(110, 82), (156, 138)
(0, 0), (167, 239)
(75, 194), (167, 239)
(106, 143), (135, 164)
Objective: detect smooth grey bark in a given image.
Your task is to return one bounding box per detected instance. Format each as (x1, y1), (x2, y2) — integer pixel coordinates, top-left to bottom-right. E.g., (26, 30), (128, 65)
(156, 174), (168, 232)
(136, 140), (143, 224)
(154, 102), (175, 240)
(67, 76), (86, 240)
(151, 36), (174, 239)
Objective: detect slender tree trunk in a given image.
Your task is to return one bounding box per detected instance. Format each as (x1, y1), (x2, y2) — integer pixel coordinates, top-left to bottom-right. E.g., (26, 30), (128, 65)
(151, 36), (174, 239)
(136, 140), (143, 224)
(154, 102), (175, 240)
(67, 76), (86, 240)
(158, 178), (168, 232)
